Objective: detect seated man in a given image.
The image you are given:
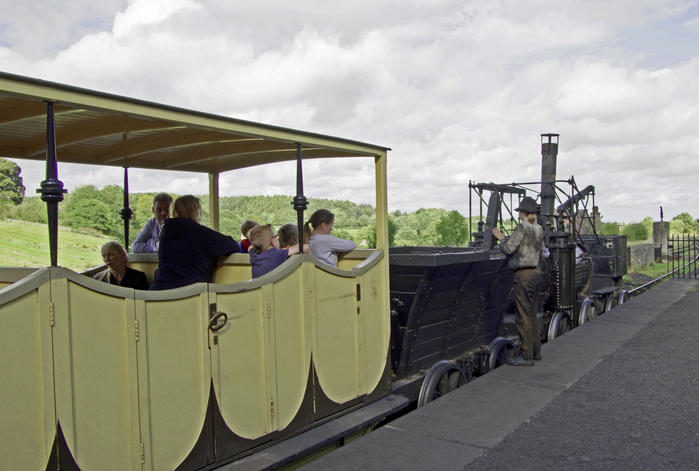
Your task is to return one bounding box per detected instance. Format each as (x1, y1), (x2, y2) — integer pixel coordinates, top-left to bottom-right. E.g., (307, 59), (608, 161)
(133, 193), (172, 253)
(249, 224), (309, 278)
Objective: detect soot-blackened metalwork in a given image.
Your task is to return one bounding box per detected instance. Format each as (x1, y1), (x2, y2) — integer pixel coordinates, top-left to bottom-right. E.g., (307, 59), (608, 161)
(38, 101), (67, 267)
(120, 167), (134, 251)
(293, 143), (308, 248)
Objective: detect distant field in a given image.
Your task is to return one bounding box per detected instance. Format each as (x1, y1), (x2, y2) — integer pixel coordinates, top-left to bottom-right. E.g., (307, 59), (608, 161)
(0, 219), (108, 271)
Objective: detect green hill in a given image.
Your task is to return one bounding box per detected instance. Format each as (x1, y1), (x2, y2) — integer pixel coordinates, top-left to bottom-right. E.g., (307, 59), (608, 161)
(0, 219), (108, 271)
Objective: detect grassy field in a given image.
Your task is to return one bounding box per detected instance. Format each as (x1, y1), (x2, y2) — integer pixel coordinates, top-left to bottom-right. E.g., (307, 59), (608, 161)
(0, 219), (108, 271)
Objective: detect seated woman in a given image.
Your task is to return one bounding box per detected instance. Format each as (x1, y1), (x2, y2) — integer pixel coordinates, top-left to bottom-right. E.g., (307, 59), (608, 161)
(303, 209), (357, 268)
(93, 241), (149, 290)
(149, 195), (240, 290)
(277, 222), (299, 248)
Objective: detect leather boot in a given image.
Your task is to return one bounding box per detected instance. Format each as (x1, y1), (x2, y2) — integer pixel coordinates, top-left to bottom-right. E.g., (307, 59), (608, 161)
(507, 356), (534, 366)
(534, 353), (542, 361)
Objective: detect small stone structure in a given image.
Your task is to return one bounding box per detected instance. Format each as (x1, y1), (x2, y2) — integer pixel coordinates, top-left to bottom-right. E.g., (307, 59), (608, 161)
(628, 243), (655, 267)
(653, 221), (669, 260)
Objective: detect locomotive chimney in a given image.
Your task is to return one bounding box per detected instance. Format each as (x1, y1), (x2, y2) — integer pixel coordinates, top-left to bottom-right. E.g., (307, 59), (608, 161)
(540, 133), (559, 230)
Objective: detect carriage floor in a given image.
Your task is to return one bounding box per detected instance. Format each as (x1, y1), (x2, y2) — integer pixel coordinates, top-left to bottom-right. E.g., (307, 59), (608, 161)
(297, 278), (699, 471)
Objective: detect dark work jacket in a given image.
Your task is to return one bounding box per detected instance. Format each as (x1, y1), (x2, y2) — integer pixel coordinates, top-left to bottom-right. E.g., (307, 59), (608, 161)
(149, 218), (239, 290)
(94, 267), (149, 290)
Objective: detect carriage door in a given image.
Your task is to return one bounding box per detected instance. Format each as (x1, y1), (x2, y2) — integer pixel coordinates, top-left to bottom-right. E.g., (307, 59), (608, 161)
(207, 286), (274, 461)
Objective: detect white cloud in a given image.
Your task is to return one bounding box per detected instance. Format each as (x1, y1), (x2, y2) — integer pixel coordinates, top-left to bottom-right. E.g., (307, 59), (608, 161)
(3, 0), (699, 223)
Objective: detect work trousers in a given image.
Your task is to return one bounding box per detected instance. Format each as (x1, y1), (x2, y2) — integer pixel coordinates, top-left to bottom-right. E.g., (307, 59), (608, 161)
(513, 267), (542, 360)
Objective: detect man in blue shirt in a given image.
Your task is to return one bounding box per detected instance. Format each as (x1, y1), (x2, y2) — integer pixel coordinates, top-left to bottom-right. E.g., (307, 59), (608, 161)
(133, 193), (173, 253)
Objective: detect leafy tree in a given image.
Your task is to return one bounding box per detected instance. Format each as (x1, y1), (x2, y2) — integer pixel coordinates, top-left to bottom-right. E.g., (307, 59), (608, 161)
(669, 219), (685, 235)
(394, 208), (446, 246)
(600, 222), (620, 236)
(360, 216), (397, 248)
(69, 199), (113, 233)
(435, 210), (469, 246)
(621, 222), (649, 241)
(672, 213), (694, 233)
(0, 158), (26, 205)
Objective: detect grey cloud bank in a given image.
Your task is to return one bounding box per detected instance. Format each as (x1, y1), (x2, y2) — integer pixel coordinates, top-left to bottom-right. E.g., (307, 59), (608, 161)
(2, 0), (698, 223)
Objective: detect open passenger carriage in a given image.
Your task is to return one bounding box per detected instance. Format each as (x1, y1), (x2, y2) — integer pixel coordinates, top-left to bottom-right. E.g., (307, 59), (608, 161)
(0, 72), (392, 471)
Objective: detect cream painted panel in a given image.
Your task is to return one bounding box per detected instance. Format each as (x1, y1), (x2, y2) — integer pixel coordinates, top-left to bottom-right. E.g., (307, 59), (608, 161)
(272, 265), (311, 430)
(0, 288), (54, 471)
(138, 295), (210, 471)
(211, 289), (269, 439)
(313, 268), (359, 404)
(53, 282), (138, 471)
(129, 261), (157, 284)
(212, 265), (252, 284)
(359, 263), (389, 394)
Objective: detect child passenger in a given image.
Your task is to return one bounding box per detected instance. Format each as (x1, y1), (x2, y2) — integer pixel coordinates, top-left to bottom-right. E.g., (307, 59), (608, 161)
(239, 220), (260, 253)
(249, 224), (309, 278)
(303, 209), (357, 268)
(277, 223), (299, 248)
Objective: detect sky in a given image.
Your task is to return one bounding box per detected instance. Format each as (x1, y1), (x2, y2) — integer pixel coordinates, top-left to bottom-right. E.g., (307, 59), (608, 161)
(2, 0), (699, 223)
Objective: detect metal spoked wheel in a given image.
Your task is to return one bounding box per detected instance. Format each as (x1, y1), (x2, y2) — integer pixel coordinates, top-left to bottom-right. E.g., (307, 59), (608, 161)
(486, 337), (515, 372)
(548, 311), (572, 341)
(578, 297), (596, 325)
(605, 294), (618, 313)
(417, 361), (469, 408)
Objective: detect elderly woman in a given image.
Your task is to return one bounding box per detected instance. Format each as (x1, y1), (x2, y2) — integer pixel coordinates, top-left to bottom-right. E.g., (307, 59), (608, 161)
(492, 196), (544, 367)
(93, 241), (149, 290)
(149, 195), (239, 290)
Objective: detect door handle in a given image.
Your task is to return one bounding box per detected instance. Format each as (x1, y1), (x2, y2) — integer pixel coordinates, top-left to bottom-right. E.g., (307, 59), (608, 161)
(209, 311), (228, 332)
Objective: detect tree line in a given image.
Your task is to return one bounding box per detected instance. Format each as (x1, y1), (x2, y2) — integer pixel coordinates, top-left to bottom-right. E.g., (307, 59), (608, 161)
(1, 182), (475, 248)
(2, 158), (695, 248)
(601, 214), (699, 242)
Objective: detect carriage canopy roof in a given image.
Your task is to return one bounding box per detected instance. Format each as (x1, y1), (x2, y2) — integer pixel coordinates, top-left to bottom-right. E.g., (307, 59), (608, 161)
(0, 71), (389, 174)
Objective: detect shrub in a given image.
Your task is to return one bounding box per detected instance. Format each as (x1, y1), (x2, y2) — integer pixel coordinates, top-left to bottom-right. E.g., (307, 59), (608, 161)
(600, 222), (620, 236)
(621, 222), (648, 241)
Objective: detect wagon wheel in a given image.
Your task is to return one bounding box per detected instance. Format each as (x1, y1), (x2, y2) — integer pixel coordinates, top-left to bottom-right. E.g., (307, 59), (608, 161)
(486, 337), (514, 372)
(417, 361), (468, 408)
(578, 298), (596, 326)
(604, 294), (618, 313)
(618, 289), (630, 305)
(548, 311), (572, 341)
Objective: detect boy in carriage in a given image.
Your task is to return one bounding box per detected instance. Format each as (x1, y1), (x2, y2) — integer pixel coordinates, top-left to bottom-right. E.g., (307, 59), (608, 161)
(248, 224), (309, 278)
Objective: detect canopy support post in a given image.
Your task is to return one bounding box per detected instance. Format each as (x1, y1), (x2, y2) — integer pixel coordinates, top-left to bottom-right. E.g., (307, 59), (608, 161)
(38, 101), (66, 267)
(293, 144), (308, 249)
(120, 167), (133, 251)
(209, 172), (220, 231)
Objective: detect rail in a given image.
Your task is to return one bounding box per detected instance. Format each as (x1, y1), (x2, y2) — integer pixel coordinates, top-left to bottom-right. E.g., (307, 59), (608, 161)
(629, 241), (699, 296)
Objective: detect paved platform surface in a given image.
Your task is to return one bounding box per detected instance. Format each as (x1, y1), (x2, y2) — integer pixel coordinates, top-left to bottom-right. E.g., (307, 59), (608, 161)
(301, 279), (699, 471)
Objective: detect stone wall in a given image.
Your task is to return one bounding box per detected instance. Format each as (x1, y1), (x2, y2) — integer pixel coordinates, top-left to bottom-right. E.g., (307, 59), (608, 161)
(628, 243), (655, 267)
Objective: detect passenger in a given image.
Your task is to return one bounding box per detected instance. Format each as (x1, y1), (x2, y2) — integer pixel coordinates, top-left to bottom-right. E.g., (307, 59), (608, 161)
(277, 222), (299, 248)
(492, 196), (544, 367)
(93, 241), (149, 290)
(303, 209), (357, 268)
(238, 220), (259, 253)
(248, 224), (309, 278)
(149, 195), (239, 290)
(133, 193), (173, 253)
